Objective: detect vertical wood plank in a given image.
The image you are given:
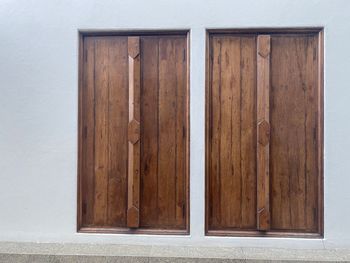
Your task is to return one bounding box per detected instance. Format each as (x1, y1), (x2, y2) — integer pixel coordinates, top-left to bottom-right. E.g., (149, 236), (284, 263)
(107, 37), (128, 227)
(208, 35), (257, 230)
(208, 36), (222, 228)
(127, 36), (141, 228)
(240, 36), (257, 228)
(81, 36), (129, 228)
(219, 37), (242, 227)
(93, 38), (110, 225)
(81, 37), (96, 225)
(270, 35), (319, 231)
(257, 35), (271, 231)
(140, 36), (159, 227)
(304, 35), (318, 231)
(140, 35), (188, 231)
(174, 37), (187, 226)
(158, 37), (177, 226)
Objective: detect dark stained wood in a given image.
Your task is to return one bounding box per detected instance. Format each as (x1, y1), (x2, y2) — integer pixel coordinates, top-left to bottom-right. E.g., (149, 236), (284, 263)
(80, 36), (96, 226)
(78, 226), (189, 235)
(173, 36), (187, 227)
(92, 38), (109, 225)
(157, 37), (177, 226)
(107, 37), (129, 227)
(207, 28), (323, 35)
(80, 30), (189, 37)
(208, 36), (221, 228)
(140, 35), (188, 230)
(79, 36), (129, 228)
(240, 37), (257, 229)
(256, 35), (271, 231)
(220, 36), (242, 228)
(205, 29), (323, 238)
(317, 30), (324, 236)
(207, 35), (257, 230)
(270, 34), (320, 232)
(78, 34), (84, 229)
(206, 229), (322, 238)
(127, 36), (141, 228)
(139, 36), (159, 227)
(78, 31), (190, 234)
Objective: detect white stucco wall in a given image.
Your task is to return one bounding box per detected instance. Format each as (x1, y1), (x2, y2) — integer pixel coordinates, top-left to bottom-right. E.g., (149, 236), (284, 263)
(0, 0), (350, 249)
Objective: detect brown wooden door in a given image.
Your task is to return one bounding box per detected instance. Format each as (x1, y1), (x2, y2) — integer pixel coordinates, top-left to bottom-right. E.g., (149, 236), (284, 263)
(206, 29), (323, 237)
(78, 32), (189, 234)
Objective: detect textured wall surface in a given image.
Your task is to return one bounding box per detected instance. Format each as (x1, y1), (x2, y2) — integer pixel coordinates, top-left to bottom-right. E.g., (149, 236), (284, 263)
(0, 0), (349, 249)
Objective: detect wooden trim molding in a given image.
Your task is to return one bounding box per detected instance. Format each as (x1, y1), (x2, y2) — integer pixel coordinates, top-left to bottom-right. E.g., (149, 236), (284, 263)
(127, 36), (141, 228)
(206, 229), (323, 238)
(206, 27), (324, 35)
(256, 35), (271, 231)
(78, 30), (190, 37)
(77, 32), (84, 232)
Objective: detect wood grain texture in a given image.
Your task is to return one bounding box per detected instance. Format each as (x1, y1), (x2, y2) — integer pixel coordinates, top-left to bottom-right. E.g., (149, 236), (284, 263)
(78, 32), (189, 234)
(127, 36), (141, 228)
(140, 35), (188, 230)
(107, 37), (128, 227)
(256, 35), (271, 231)
(239, 37), (258, 229)
(207, 35), (257, 230)
(81, 36), (96, 226)
(206, 29), (323, 237)
(80, 36), (129, 228)
(270, 34), (320, 232)
(139, 36), (159, 227)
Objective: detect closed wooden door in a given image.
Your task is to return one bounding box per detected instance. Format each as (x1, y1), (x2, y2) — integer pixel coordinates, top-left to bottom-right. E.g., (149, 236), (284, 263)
(206, 29), (323, 237)
(78, 32), (189, 234)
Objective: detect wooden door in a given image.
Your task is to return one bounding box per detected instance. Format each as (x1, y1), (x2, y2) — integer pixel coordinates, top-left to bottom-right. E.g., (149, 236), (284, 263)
(78, 32), (189, 234)
(206, 29), (323, 237)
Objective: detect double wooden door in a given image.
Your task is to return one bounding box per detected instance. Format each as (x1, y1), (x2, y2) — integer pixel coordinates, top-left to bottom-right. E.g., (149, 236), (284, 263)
(78, 29), (323, 237)
(78, 32), (189, 234)
(206, 29), (323, 237)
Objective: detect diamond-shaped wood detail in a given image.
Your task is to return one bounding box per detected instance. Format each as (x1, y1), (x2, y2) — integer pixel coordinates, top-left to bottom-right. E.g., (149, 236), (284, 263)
(258, 35), (271, 58)
(128, 37), (140, 59)
(127, 206), (139, 228)
(128, 119), (140, 144)
(257, 207), (270, 231)
(258, 120), (270, 146)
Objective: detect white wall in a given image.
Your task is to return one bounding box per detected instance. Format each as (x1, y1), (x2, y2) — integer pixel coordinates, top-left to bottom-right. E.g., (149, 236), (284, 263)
(0, 0), (350, 249)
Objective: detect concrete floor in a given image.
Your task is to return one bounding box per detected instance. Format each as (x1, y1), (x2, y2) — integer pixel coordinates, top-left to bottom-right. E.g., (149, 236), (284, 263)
(0, 242), (349, 262)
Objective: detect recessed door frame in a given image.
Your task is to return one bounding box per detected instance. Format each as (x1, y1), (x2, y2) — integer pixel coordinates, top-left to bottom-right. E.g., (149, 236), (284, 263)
(205, 27), (324, 238)
(77, 30), (190, 235)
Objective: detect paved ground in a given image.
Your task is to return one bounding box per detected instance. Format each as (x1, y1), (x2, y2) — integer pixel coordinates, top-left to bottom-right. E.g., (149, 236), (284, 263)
(0, 242), (349, 262)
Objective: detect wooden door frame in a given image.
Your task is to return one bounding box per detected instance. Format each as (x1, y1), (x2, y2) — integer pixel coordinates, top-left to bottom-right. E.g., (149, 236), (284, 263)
(77, 30), (190, 235)
(205, 27), (324, 238)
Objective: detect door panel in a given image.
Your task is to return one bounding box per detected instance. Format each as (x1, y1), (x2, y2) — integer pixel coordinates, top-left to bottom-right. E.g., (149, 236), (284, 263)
(270, 35), (319, 232)
(206, 30), (323, 237)
(78, 33), (189, 234)
(140, 36), (188, 229)
(208, 35), (257, 230)
(81, 36), (129, 228)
